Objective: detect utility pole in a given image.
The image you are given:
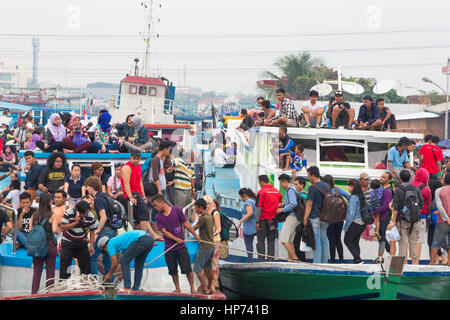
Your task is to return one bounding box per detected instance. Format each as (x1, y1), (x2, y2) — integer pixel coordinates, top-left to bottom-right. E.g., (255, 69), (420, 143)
(445, 57), (450, 140)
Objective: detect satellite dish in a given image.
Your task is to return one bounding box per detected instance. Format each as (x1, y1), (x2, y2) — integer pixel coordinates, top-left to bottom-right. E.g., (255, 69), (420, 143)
(342, 83), (365, 95)
(311, 83), (332, 96)
(395, 83), (417, 97)
(373, 79), (396, 94)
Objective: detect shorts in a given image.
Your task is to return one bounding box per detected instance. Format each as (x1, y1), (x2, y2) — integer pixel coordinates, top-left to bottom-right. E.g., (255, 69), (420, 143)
(68, 197), (82, 207)
(431, 222), (450, 251)
(164, 246), (192, 276)
(285, 119), (298, 127)
(129, 192), (150, 223)
(193, 247), (215, 273)
(279, 215), (300, 243)
(417, 218), (427, 243)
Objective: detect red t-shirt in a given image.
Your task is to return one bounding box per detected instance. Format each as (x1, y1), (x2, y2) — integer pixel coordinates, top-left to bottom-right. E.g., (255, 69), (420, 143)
(419, 144), (443, 174)
(121, 161), (142, 199)
(257, 184), (282, 221)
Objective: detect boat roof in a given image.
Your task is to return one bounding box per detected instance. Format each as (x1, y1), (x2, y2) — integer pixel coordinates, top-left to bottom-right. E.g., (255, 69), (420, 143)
(121, 76), (166, 87)
(250, 125), (424, 141)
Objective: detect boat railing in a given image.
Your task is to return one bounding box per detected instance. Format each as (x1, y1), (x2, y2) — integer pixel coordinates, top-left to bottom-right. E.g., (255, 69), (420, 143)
(213, 183), (242, 210)
(0, 204), (17, 255)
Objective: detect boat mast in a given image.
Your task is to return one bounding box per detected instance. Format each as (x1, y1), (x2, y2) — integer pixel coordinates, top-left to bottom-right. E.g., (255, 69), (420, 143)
(141, 1), (154, 78)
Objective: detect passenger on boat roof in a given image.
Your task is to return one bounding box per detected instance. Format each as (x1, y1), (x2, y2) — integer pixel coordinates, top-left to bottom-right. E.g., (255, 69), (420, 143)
(266, 88), (300, 127)
(354, 96), (382, 130)
(122, 115), (156, 153)
(330, 91), (355, 129)
(36, 152), (70, 197)
(238, 109), (255, 131)
(62, 113), (92, 153)
(115, 114), (135, 138)
(376, 98), (397, 132)
(301, 90), (324, 128)
(35, 113), (67, 153)
(323, 97), (334, 128)
(91, 111), (124, 154)
(255, 100), (276, 126)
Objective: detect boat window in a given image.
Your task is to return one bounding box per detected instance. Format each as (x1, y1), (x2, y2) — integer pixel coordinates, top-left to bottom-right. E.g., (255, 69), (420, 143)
(139, 86), (147, 95)
(292, 138), (317, 166)
(319, 140), (365, 164)
(148, 87), (157, 96)
(129, 85), (137, 94)
(368, 142), (391, 170)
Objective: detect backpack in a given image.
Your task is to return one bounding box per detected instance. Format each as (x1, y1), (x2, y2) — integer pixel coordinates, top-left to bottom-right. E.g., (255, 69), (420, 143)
(97, 193), (127, 230)
(361, 204), (375, 225)
(310, 184), (347, 224)
(218, 210), (238, 242)
(274, 186), (298, 223)
(370, 187), (384, 213)
(398, 185), (421, 227)
(27, 217), (49, 258)
(295, 192), (307, 222)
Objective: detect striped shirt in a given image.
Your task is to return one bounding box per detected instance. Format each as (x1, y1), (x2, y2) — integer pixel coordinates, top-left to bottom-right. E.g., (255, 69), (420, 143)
(61, 208), (98, 243)
(172, 158), (195, 190)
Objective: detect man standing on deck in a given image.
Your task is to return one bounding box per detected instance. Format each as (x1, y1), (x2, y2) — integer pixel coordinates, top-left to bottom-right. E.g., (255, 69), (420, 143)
(171, 153), (196, 209)
(265, 88), (300, 127)
(121, 150), (158, 235)
(420, 135), (443, 181)
(153, 194), (200, 293)
(256, 175), (282, 262)
(387, 137), (412, 181)
(430, 173), (450, 266)
(147, 141), (171, 200)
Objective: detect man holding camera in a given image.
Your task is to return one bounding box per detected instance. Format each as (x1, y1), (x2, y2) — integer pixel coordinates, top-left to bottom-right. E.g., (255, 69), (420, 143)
(330, 91), (355, 129)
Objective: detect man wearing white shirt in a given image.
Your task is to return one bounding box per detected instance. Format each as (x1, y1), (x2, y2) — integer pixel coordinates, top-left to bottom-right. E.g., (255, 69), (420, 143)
(301, 90), (324, 128)
(214, 145), (231, 168)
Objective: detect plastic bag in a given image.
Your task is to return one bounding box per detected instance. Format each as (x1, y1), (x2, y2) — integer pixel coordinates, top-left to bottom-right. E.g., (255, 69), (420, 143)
(300, 240), (313, 252)
(386, 226), (401, 241)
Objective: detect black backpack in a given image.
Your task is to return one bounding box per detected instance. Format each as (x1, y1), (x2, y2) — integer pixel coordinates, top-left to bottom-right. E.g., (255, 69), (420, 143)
(295, 193), (307, 222)
(97, 193), (127, 230)
(398, 185), (421, 231)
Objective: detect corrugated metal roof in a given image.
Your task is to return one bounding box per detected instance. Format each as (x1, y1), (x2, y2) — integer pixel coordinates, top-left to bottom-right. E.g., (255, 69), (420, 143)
(121, 76), (165, 86)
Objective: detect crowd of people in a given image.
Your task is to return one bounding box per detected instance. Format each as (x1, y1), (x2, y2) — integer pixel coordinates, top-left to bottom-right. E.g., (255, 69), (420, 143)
(239, 88), (397, 131)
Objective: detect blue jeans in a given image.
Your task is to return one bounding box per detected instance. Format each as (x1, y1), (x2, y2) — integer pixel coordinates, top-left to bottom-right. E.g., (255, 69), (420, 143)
(90, 141), (121, 153)
(90, 228), (117, 275)
(244, 234), (255, 263)
(16, 230), (28, 249)
(310, 217), (329, 263)
(120, 234), (154, 290)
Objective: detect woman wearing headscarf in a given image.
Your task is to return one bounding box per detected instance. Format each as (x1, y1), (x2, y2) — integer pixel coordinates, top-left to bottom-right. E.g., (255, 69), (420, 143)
(90, 112), (123, 153)
(35, 113), (66, 152)
(122, 115), (156, 153)
(62, 114), (92, 153)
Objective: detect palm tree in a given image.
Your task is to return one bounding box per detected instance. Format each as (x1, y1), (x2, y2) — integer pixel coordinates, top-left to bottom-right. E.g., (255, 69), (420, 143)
(261, 52), (323, 99)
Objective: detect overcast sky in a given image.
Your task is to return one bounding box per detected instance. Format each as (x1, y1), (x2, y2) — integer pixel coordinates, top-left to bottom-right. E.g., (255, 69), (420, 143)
(1, 0), (450, 94)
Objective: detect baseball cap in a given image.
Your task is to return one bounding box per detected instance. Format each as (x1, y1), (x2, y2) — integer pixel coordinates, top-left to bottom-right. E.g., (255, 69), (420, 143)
(334, 90), (343, 96)
(149, 132), (154, 137)
(97, 236), (109, 250)
(359, 172), (369, 180)
(115, 162), (124, 168)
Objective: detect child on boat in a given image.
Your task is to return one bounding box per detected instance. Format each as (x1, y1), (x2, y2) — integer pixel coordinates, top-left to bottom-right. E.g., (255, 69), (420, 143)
(369, 179), (384, 241)
(289, 144), (308, 179)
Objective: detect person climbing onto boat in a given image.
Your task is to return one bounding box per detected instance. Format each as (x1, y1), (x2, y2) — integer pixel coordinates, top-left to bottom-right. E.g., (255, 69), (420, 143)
(277, 174), (300, 262)
(59, 200), (97, 279)
(343, 179), (366, 264)
(354, 96), (382, 130)
(37, 152), (70, 197)
(387, 137), (412, 181)
(265, 88), (300, 127)
(256, 175), (282, 262)
(34, 113), (67, 153)
(430, 173), (450, 266)
(376, 98), (397, 132)
(411, 167), (431, 264)
(62, 114), (92, 153)
(64, 164), (86, 208)
(277, 126), (295, 170)
(301, 90), (324, 128)
(321, 174), (350, 264)
(122, 115), (156, 153)
(98, 230), (156, 292)
(330, 91), (355, 129)
(238, 188), (257, 263)
(392, 170), (424, 265)
(371, 172), (393, 263)
(153, 194), (200, 294)
(303, 166), (330, 264)
(192, 198), (216, 294)
(91, 112), (123, 154)
(29, 192), (59, 294)
(289, 144), (308, 180)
